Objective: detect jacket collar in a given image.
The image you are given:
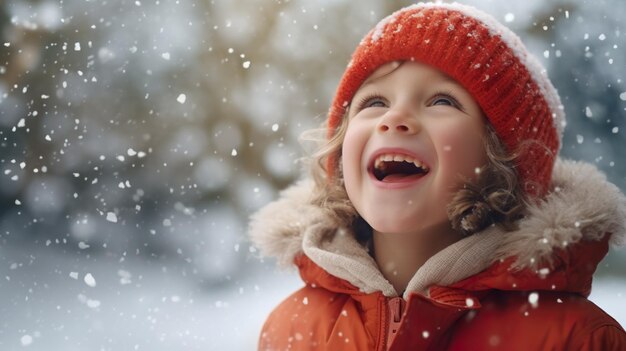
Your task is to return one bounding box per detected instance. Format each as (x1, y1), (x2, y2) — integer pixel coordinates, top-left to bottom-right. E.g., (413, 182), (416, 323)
(249, 159), (626, 298)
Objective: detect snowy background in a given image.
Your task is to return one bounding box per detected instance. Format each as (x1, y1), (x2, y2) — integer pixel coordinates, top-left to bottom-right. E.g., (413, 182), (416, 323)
(1, 0), (625, 350)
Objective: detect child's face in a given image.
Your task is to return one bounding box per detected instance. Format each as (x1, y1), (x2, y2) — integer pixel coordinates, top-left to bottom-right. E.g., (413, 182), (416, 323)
(342, 61), (487, 236)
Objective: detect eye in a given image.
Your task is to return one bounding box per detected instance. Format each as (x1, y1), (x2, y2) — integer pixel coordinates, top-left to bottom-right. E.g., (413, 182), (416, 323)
(432, 97), (454, 106)
(430, 92), (463, 110)
(355, 94), (388, 111)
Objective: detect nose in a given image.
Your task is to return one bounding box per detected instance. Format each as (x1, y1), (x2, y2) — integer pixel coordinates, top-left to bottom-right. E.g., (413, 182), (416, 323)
(377, 108), (420, 134)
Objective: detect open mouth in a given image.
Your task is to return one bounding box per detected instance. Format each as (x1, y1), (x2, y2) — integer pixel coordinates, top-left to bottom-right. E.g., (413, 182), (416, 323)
(370, 153), (430, 182)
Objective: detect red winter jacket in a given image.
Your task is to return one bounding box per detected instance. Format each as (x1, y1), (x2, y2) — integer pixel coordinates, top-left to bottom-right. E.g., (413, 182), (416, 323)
(250, 160), (626, 350)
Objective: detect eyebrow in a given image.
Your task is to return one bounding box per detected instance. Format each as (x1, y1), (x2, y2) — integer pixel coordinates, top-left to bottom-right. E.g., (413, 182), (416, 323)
(360, 61), (403, 87)
(360, 72), (392, 88)
(361, 66), (463, 89)
(439, 73), (464, 86)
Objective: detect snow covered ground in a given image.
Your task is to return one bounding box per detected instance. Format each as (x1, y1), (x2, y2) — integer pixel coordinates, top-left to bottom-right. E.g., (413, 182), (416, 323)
(1, 243), (624, 351)
(0, 243), (301, 351)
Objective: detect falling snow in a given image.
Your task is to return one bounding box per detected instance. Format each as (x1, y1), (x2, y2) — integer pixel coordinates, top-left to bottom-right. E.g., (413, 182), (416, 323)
(106, 212), (118, 223)
(84, 273), (97, 287)
(528, 292), (539, 308)
(0, 0), (625, 350)
(20, 335), (33, 346)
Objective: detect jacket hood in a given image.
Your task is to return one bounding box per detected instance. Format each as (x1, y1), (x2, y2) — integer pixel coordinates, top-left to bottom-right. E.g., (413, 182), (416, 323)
(249, 159), (626, 298)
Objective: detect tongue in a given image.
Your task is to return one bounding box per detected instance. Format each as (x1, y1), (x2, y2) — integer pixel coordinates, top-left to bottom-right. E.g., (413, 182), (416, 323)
(382, 173), (424, 182)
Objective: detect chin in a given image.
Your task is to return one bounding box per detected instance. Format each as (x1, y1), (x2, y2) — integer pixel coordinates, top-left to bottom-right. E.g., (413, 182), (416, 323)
(364, 214), (421, 235)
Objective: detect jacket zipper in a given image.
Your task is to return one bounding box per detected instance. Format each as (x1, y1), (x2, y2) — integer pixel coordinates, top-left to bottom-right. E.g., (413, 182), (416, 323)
(383, 296), (405, 351)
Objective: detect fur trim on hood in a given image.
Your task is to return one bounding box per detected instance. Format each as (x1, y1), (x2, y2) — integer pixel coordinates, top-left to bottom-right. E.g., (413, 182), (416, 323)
(249, 159), (626, 296)
(494, 160), (626, 268)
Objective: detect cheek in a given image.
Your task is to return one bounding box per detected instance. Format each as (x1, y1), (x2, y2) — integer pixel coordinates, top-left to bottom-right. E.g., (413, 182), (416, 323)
(341, 130), (357, 191)
(434, 125), (487, 177)
(341, 124), (370, 206)
(341, 124), (367, 176)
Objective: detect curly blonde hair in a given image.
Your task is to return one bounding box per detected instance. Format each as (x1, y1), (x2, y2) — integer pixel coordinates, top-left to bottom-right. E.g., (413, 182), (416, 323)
(302, 111), (527, 240)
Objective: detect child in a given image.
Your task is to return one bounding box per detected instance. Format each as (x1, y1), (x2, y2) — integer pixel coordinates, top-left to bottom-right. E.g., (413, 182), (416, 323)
(250, 3), (626, 350)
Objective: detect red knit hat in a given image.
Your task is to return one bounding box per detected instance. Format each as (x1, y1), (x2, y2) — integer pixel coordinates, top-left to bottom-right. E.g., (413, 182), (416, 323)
(327, 2), (565, 197)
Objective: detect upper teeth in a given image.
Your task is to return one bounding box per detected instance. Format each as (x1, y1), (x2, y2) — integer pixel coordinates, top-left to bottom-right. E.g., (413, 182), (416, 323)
(374, 154), (428, 171)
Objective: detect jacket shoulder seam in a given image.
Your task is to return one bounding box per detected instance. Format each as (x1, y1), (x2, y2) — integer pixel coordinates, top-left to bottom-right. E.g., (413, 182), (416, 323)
(568, 323), (625, 349)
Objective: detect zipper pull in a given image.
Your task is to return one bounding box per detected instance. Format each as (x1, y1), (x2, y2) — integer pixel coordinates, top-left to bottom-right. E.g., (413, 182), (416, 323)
(385, 297), (405, 350)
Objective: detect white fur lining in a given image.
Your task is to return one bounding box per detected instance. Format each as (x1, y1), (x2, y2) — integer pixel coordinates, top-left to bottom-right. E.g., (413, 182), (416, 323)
(404, 225), (503, 297)
(249, 159), (626, 295)
(494, 160), (626, 268)
(298, 222), (505, 298)
(302, 226), (397, 296)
